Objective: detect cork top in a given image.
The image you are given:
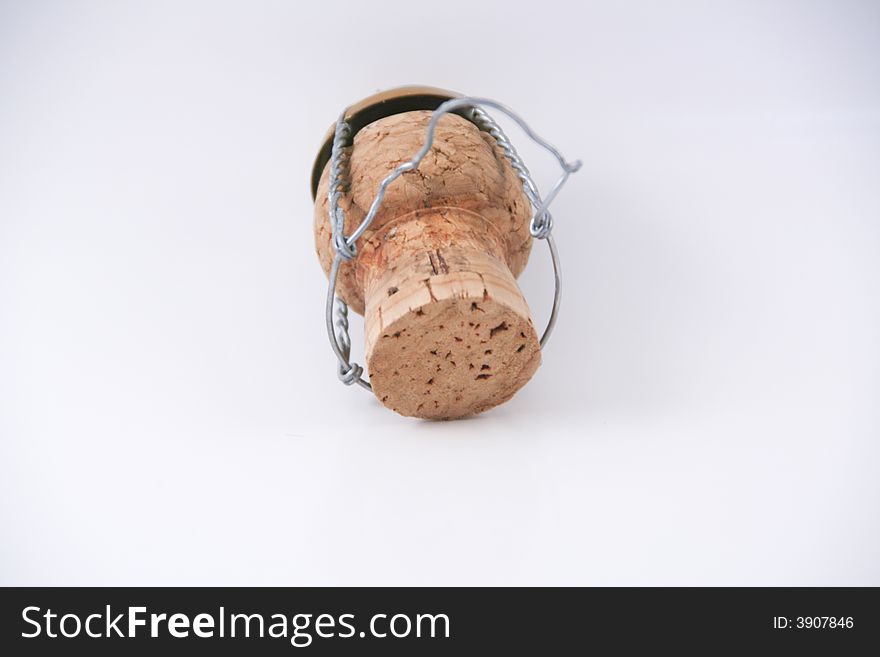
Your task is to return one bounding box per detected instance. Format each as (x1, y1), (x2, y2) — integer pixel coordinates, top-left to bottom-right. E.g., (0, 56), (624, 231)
(314, 110), (535, 315)
(310, 85), (466, 200)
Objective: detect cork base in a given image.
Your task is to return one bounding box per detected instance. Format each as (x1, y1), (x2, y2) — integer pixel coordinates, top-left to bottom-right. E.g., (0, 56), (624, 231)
(367, 295), (541, 419)
(362, 210), (541, 419)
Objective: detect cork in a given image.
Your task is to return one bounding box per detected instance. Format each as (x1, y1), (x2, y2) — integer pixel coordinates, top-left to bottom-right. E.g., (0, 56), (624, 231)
(314, 109), (541, 419)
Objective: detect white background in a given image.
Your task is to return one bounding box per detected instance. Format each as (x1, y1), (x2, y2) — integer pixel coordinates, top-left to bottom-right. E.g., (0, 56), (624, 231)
(2, 0), (878, 585)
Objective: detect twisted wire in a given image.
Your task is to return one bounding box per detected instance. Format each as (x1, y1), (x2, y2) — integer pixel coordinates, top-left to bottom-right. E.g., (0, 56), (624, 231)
(325, 112), (369, 389)
(333, 298), (363, 385)
(328, 114), (356, 261)
(469, 106), (549, 235)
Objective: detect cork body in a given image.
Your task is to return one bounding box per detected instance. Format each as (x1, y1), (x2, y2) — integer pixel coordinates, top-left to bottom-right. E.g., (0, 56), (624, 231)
(314, 110), (540, 419)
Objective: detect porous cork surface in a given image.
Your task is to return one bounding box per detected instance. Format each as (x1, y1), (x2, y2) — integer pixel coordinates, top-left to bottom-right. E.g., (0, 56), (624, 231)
(368, 296), (540, 419)
(313, 110), (540, 418)
(361, 209), (541, 419)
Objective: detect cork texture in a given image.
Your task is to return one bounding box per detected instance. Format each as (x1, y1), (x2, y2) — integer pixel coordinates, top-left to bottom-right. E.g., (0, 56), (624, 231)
(314, 111), (533, 314)
(313, 110), (540, 418)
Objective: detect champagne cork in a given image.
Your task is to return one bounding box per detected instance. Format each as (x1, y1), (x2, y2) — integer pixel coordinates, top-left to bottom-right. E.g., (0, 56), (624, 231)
(313, 93), (541, 419)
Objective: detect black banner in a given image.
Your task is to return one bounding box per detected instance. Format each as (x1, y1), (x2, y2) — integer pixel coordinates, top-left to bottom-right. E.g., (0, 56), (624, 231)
(1, 587), (877, 654)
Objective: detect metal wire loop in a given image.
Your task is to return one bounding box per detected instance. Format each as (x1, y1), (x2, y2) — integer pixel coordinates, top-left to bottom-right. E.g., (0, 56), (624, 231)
(324, 96), (580, 391)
